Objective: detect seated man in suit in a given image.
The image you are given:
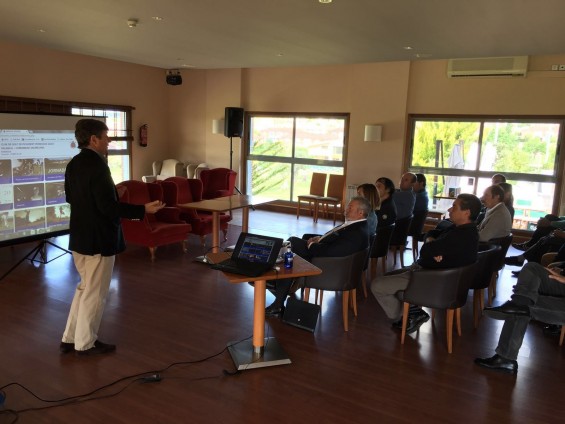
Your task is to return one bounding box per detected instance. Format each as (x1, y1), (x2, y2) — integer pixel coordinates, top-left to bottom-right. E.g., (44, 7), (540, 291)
(478, 184), (512, 242)
(371, 193), (481, 334)
(265, 196), (371, 316)
(475, 260), (565, 374)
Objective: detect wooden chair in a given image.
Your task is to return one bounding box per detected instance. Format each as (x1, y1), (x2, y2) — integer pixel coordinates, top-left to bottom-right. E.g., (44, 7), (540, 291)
(302, 248), (368, 331)
(389, 216), (413, 268)
(318, 174), (345, 225)
(296, 172), (327, 222)
(401, 262), (477, 353)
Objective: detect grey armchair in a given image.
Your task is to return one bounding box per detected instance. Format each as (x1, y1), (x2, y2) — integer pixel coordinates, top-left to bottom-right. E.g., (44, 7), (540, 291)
(302, 248), (369, 331)
(471, 244), (501, 328)
(400, 261), (477, 353)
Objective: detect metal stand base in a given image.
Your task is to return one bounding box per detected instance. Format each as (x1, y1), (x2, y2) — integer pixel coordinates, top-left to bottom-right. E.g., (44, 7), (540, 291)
(228, 337), (291, 370)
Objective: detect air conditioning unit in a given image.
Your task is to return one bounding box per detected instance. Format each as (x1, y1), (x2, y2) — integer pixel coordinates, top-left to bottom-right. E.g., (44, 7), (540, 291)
(447, 56), (528, 78)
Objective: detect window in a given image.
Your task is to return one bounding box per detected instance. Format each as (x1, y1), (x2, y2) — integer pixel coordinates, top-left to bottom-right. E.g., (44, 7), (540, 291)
(245, 113), (348, 202)
(71, 107), (131, 183)
(407, 115), (563, 230)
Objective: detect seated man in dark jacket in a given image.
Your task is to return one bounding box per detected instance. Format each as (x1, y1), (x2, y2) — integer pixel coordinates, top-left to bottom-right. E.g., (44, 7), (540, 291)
(371, 193), (481, 333)
(265, 196), (371, 315)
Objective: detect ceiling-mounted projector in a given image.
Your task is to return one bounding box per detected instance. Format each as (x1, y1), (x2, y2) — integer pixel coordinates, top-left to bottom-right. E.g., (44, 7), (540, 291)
(166, 69), (182, 86)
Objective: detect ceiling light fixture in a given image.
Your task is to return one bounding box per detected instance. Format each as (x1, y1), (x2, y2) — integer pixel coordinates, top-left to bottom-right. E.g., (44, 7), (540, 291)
(151, 16), (163, 21)
(127, 19), (138, 28)
(319, 0), (332, 3)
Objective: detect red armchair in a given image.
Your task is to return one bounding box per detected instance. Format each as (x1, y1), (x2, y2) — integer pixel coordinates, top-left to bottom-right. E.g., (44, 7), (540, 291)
(116, 180), (191, 260)
(161, 176), (231, 246)
(199, 168), (237, 199)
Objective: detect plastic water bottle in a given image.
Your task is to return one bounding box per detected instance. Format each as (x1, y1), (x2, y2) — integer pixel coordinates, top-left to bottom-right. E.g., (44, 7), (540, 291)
(284, 246), (293, 269)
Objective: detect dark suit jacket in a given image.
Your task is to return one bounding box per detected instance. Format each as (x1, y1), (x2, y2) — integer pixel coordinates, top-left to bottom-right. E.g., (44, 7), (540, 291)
(290, 220), (370, 261)
(65, 148), (145, 256)
(417, 223), (479, 269)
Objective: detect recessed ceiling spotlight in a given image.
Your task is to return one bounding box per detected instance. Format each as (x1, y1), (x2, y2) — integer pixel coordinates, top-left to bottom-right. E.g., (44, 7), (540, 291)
(151, 16), (164, 21)
(319, 0), (332, 3)
(127, 19), (138, 28)
(403, 46), (413, 50)
(37, 29), (46, 33)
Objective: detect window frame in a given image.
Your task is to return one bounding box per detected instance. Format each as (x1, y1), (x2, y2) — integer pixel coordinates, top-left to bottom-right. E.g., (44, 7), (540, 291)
(404, 114), (564, 216)
(242, 111), (349, 205)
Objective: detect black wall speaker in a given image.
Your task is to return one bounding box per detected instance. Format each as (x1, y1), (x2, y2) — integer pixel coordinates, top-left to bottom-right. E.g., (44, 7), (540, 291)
(224, 107), (244, 138)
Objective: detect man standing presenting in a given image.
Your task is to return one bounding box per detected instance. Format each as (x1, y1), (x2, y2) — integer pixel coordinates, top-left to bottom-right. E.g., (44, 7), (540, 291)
(61, 119), (164, 356)
(371, 194), (481, 333)
(478, 184), (512, 242)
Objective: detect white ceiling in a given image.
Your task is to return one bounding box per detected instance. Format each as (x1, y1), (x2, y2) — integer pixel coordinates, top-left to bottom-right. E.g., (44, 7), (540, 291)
(1, 0), (565, 70)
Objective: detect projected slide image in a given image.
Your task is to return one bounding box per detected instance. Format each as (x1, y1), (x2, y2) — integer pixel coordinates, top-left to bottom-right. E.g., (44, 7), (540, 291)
(14, 183), (45, 208)
(14, 208), (46, 232)
(45, 158), (70, 181)
(12, 159), (45, 183)
(0, 184), (13, 211)
(46, 204), (70, 228)
(0, 211), (14, 234)
(46, 182), (65, 204)
(0, 160), (11, 184)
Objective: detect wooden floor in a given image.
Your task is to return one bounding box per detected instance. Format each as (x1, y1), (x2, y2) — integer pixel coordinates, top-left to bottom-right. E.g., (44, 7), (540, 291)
(0, 210), (563, 423)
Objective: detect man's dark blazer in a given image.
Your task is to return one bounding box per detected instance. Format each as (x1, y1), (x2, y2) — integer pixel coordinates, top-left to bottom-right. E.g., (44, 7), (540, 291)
(65, 148), (144, 256)
(290, 220), (370, 261)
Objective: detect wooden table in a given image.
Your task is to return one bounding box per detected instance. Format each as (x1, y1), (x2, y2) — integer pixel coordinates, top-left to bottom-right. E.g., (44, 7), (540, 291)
(208, 252), (322, 370)
(179, 195), (271, 253)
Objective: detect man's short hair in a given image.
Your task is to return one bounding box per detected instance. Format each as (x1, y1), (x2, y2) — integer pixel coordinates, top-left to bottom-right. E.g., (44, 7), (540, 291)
(415, 173), (426, 187)
(75, 118), (109, 149)
(488, 184), (505, 202)
(350, 196), (371, 218)
(491, 173), (506, 183)
(457, 193), (482, 221)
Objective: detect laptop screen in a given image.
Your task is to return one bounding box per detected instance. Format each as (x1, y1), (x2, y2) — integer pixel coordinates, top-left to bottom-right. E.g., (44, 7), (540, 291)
(237, 234), (277, 263)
